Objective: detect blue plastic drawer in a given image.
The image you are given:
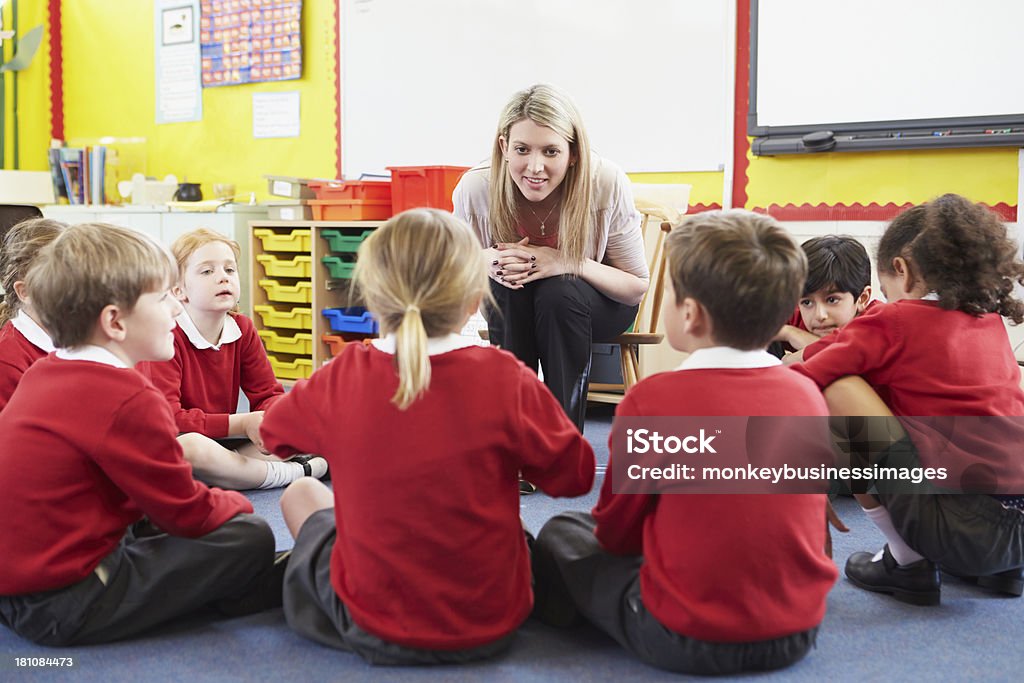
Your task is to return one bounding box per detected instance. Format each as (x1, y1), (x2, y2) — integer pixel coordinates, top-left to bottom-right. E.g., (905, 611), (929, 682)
(322, 307), (379, 334)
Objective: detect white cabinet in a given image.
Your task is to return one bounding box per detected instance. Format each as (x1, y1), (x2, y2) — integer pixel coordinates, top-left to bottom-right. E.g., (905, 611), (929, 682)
(40, 205), (268, 314)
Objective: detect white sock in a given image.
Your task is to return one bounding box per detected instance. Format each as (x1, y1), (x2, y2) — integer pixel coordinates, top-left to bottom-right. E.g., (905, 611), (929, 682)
(862, 505), (925, 565)
(258, 460), (305, 490)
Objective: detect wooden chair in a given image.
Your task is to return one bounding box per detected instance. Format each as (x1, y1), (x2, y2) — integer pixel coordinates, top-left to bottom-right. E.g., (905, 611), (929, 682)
(587, 211), (674, 404)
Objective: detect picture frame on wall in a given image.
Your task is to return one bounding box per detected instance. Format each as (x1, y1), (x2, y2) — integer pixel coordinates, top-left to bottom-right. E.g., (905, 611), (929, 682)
(162, 6), (195, 46)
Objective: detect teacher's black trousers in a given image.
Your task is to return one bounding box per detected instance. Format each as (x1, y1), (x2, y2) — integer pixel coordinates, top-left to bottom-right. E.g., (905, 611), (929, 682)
(486, 276), (637, 432)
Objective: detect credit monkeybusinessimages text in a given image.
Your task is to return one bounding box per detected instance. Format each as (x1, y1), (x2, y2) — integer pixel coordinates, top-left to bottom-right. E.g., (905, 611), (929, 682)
(623, 428), (947, 485)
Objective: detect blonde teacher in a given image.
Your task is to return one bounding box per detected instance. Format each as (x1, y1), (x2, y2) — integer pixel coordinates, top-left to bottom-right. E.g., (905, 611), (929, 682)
(453, 84), (649, 431)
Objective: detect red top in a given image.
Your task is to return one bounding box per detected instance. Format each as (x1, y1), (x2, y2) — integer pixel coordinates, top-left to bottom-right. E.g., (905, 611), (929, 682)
(0, 355), (252, 595)
(592, 366), (837, 642)
(141, 313), (283, 437)
(514, 227), (558, 249)
(784, 307), (807, 331)
(795, 300), (1024, 488)
(260, 343), (595, 650)
(798, 300), (1024, 416)
(0, 323), (46, 412)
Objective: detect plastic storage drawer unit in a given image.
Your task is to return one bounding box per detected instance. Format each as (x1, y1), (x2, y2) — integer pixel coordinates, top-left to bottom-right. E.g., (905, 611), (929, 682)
(309, 200), (392, 221)
(307, 180), (392, 202)
(253, 228), (312, 252)
(256, 254), (312, 278)
(321, 229), (374, 253)
(321, 255), (357, 279)
(268, 355), (314, 380)
(322, 334), (348, 357)
(322, 307), (379, 334)
(254, 305), (313, 330)
(387, 165), (470, 213)
(258, 279), (312, 304)
(258, 329), (314, 356)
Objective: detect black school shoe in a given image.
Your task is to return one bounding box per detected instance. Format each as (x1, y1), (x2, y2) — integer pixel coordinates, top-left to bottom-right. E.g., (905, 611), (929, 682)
(949, 567), (1024, 597)
(845, 545), (941, 606)
(288, 454), (330, 481)
(214, 550), (290, 617)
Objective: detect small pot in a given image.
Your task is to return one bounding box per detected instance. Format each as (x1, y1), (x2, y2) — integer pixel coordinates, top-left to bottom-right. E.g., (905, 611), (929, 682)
(173, 182), (203, 202)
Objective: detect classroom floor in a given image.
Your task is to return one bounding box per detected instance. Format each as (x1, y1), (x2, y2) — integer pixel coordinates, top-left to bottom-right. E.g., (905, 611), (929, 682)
(2, 405), (1020, 681)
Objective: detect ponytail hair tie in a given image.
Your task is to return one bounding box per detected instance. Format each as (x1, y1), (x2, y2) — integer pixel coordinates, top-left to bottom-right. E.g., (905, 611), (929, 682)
(405, 304), (421, 315)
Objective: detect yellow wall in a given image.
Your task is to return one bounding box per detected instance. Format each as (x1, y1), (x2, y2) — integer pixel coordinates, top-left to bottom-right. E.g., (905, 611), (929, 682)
(744, 145), (1018, 210)
(1, 0), (50, 171)
(61, 0), (337, 200)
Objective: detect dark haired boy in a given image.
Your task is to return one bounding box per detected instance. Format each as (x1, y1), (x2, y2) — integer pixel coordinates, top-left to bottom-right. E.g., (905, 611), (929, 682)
(0, 223), (279, 645)
(532, 210), (837, 675)
(774, 235), (875, 361)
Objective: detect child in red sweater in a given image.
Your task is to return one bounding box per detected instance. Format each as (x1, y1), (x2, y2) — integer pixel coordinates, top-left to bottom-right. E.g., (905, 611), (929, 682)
(533, 210), (837, 675)
(0, 223), (277, 645)
(795, 194), (1024, 604)
(260, 209), (595, 664)
(0, 217), (66, 411)
(773, 234), (876, 362)
(143, 228), (326, 490)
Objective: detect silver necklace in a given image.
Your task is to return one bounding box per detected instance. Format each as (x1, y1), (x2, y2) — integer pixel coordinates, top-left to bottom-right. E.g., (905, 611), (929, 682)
(525, 200), (559, 236)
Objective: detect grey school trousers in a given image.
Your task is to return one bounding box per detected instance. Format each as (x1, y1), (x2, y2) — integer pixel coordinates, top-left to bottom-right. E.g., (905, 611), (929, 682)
(0, 513), (275, 645)
(282, 508), (516, 665)
(533, 511), (819, 676)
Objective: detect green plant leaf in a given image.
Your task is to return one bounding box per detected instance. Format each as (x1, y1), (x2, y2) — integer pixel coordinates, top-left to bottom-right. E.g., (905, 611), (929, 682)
(0, 25), (43, 73)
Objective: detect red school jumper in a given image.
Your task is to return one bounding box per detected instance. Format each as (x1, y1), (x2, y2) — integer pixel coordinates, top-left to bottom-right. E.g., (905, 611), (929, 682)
(0, 355), (252, 595)
(794, 299), (1024, 486)
(797, 299), (1023, 415)
(0, 323), (47, 412)
(593, 365), (838, 643)
(142, 313), (283, 438)
(260, 342), (596, 651)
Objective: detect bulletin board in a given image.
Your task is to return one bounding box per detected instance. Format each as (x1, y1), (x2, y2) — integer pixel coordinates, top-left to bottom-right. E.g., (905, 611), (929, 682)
(199, 0), (302, 87)
(749, 0), (1024, 155)
(339, 0), (731, 177)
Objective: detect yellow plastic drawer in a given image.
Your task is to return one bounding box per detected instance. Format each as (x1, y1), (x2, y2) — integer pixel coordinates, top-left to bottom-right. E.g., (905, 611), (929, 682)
(256, 254), (312, 278)
(258, 278), (312, 304)
(253, 305), (312, 330)
(254, 228), (312, 252)
(258, 329), (314, 355)
(268, 354), (314, 380)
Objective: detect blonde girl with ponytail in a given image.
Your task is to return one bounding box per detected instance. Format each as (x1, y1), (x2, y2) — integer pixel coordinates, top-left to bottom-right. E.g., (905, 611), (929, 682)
(261, 209), (595, 664)
(0, 218), (66, 411)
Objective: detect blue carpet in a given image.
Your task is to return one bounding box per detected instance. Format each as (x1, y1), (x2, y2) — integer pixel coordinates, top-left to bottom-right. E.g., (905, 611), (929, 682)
(2, 404), (1021, 681)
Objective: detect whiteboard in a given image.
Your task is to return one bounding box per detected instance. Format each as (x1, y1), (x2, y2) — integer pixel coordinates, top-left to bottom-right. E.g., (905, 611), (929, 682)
(340, 0), (729, 176)
(752, 0), (1024, 130)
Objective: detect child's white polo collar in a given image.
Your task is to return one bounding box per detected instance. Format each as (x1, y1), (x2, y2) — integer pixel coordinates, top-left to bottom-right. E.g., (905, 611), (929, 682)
(10, 310), (55, 353)
(372, 332), (477, 356)
(677, 346), (781, 371)
(176, 309), (241, 350)
(56, 345), (129, 368)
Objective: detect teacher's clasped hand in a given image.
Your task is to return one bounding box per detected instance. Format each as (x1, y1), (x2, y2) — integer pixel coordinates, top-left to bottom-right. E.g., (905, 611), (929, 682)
(453, 84), (650, 431)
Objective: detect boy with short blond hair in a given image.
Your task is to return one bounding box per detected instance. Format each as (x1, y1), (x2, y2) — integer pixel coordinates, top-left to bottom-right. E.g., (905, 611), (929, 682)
(533, 210), (837, 675)
(0, 223), (277, 645)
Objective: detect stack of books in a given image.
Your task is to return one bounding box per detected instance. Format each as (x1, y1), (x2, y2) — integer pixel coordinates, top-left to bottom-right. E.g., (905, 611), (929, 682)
(47, 146), (107, 205)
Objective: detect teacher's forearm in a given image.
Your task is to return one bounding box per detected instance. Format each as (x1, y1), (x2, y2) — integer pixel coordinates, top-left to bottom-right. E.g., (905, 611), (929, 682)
(579, 260), (649, 306)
